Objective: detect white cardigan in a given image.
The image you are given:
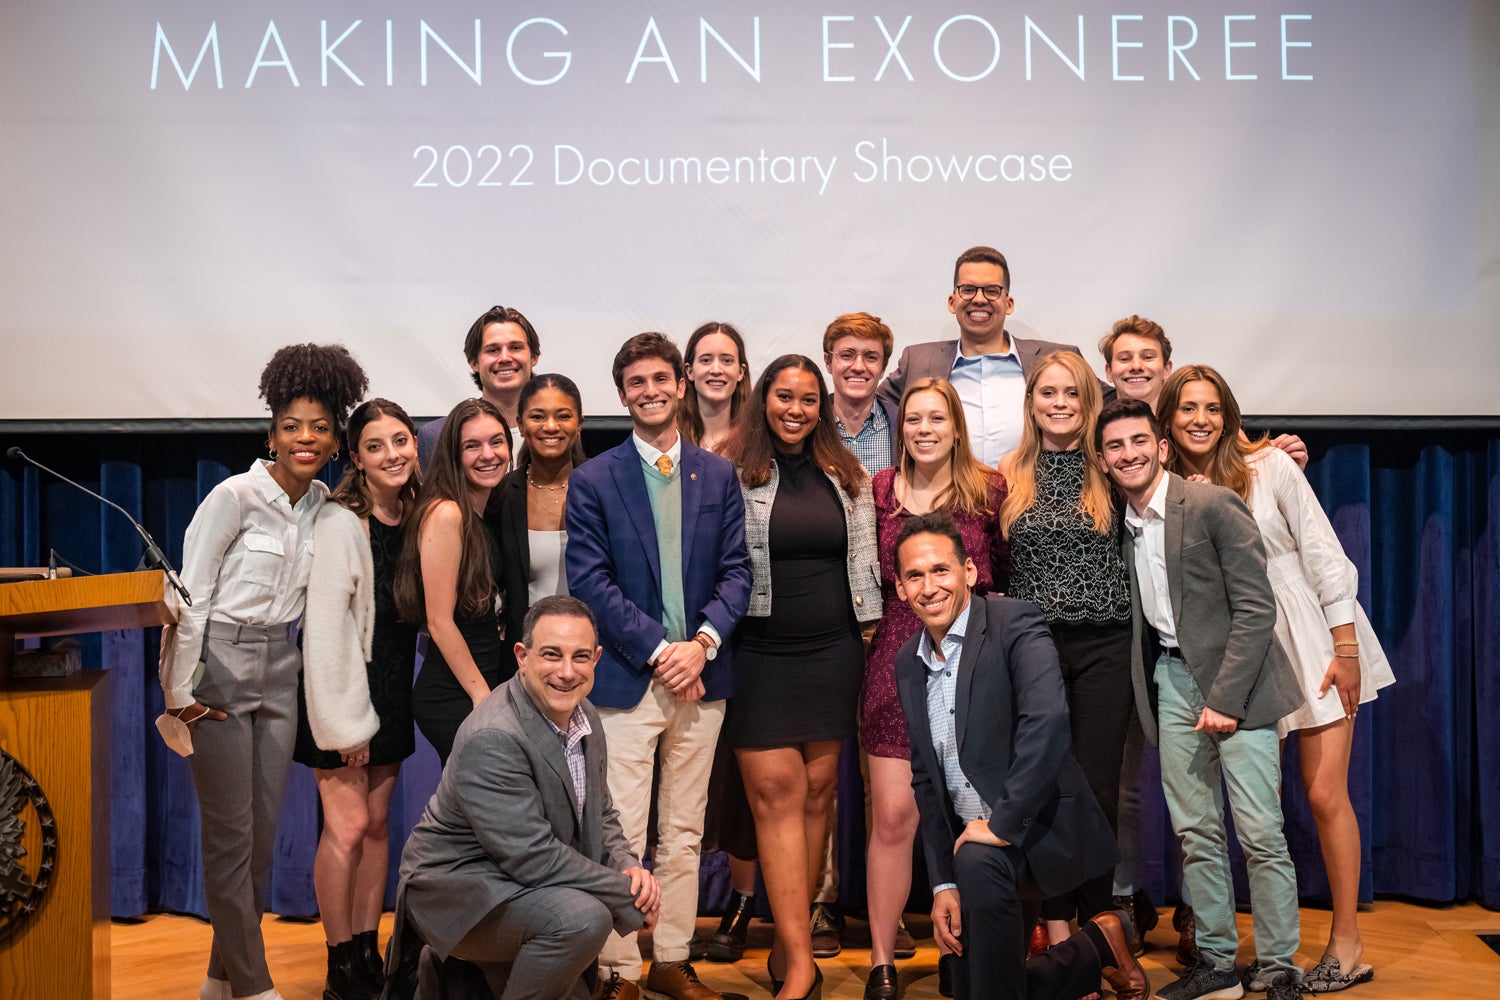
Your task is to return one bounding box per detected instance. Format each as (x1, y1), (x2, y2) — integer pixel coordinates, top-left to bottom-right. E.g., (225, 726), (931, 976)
(302, 503), (381, 754)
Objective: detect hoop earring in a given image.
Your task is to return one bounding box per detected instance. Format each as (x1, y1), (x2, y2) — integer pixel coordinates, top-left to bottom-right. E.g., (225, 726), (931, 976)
(268, 448), (277, 459)
(332, 451), (341, 462)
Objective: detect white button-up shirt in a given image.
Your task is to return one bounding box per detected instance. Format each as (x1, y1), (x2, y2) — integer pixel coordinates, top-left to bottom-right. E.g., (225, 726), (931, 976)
(163, 460), (326, 708)
(948, 348), (1026, 466)
(1124, 472), (1178, 646)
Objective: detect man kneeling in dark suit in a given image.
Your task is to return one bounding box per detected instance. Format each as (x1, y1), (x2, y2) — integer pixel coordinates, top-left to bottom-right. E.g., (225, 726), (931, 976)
(892, 513), (1148, 1000)
(397, 595), (660, 1000)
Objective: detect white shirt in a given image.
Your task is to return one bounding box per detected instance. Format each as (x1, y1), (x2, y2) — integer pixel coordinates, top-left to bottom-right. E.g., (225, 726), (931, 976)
(631, 429), (682, 475)
(162, 460), (326, 708)
(948, 347), (1026, 466)
(1124, 471), (1178, 646)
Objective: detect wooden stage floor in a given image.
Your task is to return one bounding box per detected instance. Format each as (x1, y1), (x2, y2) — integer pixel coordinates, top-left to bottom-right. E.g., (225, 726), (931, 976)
(113, 900), (1500, 998)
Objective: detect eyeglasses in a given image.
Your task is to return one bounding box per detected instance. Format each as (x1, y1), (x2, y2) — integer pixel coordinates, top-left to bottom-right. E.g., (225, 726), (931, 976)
(832, 349), (884, 366)
(954, 284), (1007, 301)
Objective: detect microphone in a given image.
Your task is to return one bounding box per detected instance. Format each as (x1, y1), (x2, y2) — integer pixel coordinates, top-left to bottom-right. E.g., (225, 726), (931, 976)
(6, 446), (192, 606)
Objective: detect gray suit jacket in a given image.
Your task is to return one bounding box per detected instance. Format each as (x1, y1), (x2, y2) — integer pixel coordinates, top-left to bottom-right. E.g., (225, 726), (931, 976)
(1122, 474), (1305, 745)
(397, 676), (643, 958)
(876, 334), (1102, 408)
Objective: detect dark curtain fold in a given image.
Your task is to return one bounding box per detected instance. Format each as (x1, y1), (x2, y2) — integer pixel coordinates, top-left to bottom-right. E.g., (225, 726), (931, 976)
(1, 426), (1495, 920)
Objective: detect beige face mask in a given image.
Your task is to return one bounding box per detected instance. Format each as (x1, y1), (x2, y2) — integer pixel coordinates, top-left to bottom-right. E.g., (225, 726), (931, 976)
(154, 705), (210, 757)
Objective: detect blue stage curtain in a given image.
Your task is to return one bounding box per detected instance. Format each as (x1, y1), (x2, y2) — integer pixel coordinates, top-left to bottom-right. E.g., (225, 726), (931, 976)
(1, 427), (1496, 919)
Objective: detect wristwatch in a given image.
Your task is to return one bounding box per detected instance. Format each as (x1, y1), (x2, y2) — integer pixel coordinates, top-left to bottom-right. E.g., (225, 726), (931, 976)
(694, 631), (718, 660)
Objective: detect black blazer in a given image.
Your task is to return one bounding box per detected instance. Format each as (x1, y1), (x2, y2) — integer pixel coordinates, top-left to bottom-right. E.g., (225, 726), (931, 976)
(895, 595), (1115, 898)
(489, 469), (530, 648)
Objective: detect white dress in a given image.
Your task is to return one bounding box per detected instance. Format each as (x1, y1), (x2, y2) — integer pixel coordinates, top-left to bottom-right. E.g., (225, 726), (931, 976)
(1245, 447), (1396, 736)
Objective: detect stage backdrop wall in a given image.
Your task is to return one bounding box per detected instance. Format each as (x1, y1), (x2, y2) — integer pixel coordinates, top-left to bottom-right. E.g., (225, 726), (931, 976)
(1, 424), (1496, 917)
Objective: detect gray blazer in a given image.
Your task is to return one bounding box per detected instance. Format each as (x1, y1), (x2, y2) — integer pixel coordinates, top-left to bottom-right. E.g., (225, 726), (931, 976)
(739, 461), (882, 623)
(396, 676), (643, 958)
(876, 334), (1101, 408)
(1122, 474), (1305, 744)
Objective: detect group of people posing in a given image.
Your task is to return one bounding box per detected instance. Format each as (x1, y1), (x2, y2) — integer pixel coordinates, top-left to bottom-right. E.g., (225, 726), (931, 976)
(157, 245), (1394, 1000)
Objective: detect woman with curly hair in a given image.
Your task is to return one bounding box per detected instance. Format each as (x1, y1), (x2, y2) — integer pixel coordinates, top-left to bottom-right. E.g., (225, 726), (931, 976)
(395, 397), (513, 765)
(997, 350), (1133, 944)
(1159, 365), (1394, 994)
(295, 398), (422, 1000)
(679, 321), (751, 453)
(719, 354), (881, 1000)
(159, 343), (367, 1000)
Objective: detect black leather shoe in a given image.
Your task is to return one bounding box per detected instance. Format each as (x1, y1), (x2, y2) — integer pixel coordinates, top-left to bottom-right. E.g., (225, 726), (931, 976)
(937, 953), (955, 998)
(864, 963), (899, 1000)
(707, 890), (754, 963)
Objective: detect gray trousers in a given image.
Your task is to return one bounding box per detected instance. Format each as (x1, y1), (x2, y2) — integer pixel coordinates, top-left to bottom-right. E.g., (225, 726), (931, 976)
(445, 886), (614, 1000)
(189, 622), (301, 997)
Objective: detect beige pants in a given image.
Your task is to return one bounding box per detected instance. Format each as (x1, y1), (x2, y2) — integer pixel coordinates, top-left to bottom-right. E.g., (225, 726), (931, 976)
(597, 681), (726, 980)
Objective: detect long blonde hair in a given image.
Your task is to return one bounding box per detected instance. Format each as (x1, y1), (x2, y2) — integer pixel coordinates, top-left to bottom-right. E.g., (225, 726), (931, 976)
(895, 378), (995, 516)
(999, 351), (1114, 538)
(1158, 365), (1271, 502)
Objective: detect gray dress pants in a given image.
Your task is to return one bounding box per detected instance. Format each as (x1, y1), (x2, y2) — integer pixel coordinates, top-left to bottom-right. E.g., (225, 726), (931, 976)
(189, 621), (301, 997)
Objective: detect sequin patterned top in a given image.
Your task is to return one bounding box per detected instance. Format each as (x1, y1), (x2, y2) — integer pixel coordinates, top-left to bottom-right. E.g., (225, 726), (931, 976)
(1007, 449), (1130, 624)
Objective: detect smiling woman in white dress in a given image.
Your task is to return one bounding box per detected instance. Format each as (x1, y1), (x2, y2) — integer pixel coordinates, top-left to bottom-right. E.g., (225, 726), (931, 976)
(1160, 364), (1395, 995)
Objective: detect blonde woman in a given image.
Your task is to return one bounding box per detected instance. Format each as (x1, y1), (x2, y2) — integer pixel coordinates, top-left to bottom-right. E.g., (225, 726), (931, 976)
(861, 377), (1007, 998)
(998, 350), (1133, 942)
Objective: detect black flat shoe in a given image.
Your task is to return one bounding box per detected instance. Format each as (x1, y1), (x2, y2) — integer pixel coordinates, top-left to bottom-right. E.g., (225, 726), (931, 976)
(863, 963), (899, 1000)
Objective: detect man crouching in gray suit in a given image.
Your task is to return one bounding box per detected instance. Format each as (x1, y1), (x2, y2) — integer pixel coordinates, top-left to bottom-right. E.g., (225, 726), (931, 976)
(1097, 399), (1305, 1000)
(397, 595), (660, 1000)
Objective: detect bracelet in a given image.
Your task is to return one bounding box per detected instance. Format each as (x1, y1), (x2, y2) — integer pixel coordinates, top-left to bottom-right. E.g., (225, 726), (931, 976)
(1334, 653), (1360, 660)
(1334, 641), (1359, 649)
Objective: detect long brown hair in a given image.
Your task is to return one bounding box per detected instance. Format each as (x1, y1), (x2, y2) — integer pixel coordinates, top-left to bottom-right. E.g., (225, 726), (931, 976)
(329, 398), (421, 521)
(999, 351), (1113, 538)
(677, 321), (751, 445)
(720, 354), (866, 497)
(1158, 365), (1271, 502)
(394, 398), (509, 624)
(895, 378), (995, 516)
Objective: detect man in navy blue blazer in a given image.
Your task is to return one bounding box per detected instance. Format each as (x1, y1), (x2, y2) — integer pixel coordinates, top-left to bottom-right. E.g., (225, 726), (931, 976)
(565, 332), (752, 1000)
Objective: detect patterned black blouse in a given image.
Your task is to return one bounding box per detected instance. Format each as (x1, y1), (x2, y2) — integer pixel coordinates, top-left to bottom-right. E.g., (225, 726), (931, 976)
(1007, 448), (1131, 624)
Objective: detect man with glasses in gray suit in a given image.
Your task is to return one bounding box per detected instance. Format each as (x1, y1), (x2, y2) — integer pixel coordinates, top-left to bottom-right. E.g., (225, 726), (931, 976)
(878, 245), (1104, 467)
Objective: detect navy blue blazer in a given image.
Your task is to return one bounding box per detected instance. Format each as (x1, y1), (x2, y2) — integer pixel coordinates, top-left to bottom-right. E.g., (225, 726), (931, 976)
(564, 437), (752, 710)
(896, 594), (1115, 898)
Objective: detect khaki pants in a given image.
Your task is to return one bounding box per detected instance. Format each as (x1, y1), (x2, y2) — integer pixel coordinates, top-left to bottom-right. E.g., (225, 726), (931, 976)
(597, 681), (726, 980)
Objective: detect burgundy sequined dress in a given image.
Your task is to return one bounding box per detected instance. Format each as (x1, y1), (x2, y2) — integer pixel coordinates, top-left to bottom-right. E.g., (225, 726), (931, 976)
(858, 466), (1008, 759)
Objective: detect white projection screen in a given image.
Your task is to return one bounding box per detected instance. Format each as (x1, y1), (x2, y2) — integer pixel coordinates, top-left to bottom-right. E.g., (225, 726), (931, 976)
(2, 1), (1496, 422)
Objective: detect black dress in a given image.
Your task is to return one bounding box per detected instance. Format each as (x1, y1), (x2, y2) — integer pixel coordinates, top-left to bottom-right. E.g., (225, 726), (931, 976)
(294, 517), (419, 769)
(725, 451), (863, 749)
(410, 531), (511, 764)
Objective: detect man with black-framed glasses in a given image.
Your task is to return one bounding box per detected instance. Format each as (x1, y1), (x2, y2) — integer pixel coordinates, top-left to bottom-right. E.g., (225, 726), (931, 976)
(878, 246), (1102, 466)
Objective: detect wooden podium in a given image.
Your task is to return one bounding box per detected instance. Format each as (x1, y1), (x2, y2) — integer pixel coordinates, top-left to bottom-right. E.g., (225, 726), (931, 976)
(0, 571), (175, 1000)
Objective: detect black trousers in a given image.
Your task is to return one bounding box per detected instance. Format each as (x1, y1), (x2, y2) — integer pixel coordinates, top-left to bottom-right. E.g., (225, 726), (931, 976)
(1040, 619), (1134, 923)
(951, 842), (1104, 1000)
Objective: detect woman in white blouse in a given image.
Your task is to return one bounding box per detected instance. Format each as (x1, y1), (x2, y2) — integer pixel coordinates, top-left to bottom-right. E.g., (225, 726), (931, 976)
(159, 344), (367, 1000)
(1160, 365), (1395, 994)
(493, 374), (585, 647)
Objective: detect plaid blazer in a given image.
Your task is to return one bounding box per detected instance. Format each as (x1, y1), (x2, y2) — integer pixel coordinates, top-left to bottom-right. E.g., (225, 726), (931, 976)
(739, 460), (882, 623)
